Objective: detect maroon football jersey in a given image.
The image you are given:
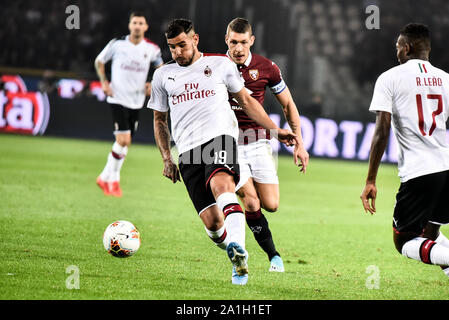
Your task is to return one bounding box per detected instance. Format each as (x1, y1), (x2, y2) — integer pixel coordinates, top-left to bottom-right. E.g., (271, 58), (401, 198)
(228, 53), (286, 144)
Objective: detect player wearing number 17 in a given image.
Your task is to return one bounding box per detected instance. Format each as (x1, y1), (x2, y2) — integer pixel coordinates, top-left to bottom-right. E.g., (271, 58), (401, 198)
(147, 19), (298, 285)
(361, 23), (449, 277)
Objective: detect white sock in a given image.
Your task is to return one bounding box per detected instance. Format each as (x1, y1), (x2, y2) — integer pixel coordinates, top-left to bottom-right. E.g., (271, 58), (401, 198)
(402, 237), (449, 266)
(205, 225), (229, 250)
(100, 142), (127, 182)
(216, 192), (245, 250)
(442, 266), (449, 277)
(434, 232), (449, 276)
(435, 232), (449, 248)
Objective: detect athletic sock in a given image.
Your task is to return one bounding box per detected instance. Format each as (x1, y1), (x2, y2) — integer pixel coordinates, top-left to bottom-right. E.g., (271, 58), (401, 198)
(401, 237), (449, 266)
(205, 225), (229, 250)
(435, 232), (449, 276)
(442, 266), (449, 277)
(216, 192), (245, 250)
(435, 232), (449, 248)
(100, 142), (127, 182)
(245, 209), (280, 261)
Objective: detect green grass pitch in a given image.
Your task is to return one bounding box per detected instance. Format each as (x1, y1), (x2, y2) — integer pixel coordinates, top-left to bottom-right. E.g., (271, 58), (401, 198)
(1, 134), (448, 300)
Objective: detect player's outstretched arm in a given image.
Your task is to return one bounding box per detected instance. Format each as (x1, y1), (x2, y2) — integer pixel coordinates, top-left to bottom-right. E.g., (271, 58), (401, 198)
(275, 87), (309, 173)
(153, 110), (180, 183)
(231, 88), (298, 146)
(361, 111), (391, 214)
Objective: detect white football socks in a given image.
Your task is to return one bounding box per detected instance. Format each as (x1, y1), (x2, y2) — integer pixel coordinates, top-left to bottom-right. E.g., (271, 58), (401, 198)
(435, 232), (449, 276)
(216, 192), (246, 250)
(205, 225), (229, 250)
(435, 232), (449, 248)
(401, 237), (449, 266)
(100, 142), (128, 182)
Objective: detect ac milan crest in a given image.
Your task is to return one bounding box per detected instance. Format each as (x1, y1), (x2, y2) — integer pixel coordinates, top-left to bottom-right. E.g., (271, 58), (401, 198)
(249, 69), (259, 80)
(204, 66), (212, 77)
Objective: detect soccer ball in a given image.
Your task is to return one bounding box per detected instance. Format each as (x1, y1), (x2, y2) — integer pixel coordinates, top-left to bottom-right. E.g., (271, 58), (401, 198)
(103, 220), (141, 258)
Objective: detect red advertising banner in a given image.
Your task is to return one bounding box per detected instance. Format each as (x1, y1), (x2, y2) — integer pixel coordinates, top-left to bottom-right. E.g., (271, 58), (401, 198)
(0, 75), (50, 135)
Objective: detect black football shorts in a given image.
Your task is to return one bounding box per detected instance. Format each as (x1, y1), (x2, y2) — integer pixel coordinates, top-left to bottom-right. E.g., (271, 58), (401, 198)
(109, 103), (140, 136)
(178, 135), (240, 214)
(393, 170), (449, 234)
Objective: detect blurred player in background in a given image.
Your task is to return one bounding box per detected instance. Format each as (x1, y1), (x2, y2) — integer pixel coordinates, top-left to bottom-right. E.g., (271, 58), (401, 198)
(225, 18), (309, 272)
(148, 19), (298, 285)
(95, 12), (163, 197)
(361, 23), (449, 277)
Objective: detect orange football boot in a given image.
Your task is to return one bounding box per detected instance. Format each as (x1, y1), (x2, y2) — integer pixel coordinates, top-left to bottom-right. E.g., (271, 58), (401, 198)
(109, 181), (122, 197)
(96, 176), (112, 196)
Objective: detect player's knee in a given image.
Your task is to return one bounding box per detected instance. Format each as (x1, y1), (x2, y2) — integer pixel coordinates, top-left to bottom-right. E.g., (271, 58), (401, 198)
(244, 196), (261, 213)
(210, 172), (235, 196)
(115, 135), (131, 147)
(237, 188), (260, 212)
(261, 199), (279, 213)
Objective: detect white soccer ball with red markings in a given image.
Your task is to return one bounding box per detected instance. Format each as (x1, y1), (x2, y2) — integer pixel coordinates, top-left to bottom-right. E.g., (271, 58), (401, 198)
(103, 220), (141, 258)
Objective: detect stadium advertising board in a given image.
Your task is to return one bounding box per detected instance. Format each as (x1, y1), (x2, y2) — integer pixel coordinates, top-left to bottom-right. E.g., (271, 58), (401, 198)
(0, 75), (50, 135)
(270, 114), (399, 164)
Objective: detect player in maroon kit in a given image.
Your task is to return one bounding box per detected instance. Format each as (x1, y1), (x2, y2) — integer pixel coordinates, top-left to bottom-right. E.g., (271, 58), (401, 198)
(225, 18), (309, 272)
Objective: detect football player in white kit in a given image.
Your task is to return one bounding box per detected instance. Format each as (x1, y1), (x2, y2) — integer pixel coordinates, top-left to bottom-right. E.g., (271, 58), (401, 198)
(148, 19), (298, 285)
(361, 23), (449, 277)
(95, 12), (163, 197)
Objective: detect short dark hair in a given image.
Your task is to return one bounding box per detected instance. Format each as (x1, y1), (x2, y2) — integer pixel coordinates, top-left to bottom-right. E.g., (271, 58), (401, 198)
(165, 19), (194, 39)
(227, 17), (252, 35)
(400, 23), (431, 49)
(129, 12), (147, 22)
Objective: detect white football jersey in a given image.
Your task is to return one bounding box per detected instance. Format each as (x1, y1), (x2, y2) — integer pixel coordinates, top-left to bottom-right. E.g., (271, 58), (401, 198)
(96, 35), (163, 109)
(147, 53), (244, 154)
(370, 59), (449, 182)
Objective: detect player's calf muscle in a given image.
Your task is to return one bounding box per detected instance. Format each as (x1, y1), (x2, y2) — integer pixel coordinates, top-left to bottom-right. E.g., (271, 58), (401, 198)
(200, 208), (224, 231)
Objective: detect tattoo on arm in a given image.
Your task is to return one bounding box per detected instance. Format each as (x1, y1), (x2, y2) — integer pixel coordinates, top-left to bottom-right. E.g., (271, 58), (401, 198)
(284, 109), (299, 133)
(153, 111), (172, 161)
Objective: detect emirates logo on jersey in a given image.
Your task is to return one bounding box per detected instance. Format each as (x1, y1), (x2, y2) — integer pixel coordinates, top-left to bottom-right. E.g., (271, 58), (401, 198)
(249, 69), (259, 80)
(204, 66), (212, 77)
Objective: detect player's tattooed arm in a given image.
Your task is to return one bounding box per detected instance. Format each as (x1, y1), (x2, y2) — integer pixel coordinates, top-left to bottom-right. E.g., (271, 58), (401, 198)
(153, 110), (180, 183)
(361, 111), (391, 214)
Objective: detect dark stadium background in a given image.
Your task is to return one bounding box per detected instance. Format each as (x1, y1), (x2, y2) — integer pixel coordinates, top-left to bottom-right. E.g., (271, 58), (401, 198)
(1, 0), (449, 161)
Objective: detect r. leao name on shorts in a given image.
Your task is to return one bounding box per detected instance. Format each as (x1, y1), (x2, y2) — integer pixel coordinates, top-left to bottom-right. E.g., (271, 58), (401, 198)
(171, 82), (216, 105)
(416, 76), (443, 86)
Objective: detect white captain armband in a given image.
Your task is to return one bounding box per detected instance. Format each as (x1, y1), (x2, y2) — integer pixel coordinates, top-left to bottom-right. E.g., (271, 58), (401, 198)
(270, 79), (286, 95)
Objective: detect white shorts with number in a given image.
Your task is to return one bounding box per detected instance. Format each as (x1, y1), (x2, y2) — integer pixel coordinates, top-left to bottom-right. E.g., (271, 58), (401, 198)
(235, 139), (279, 191)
